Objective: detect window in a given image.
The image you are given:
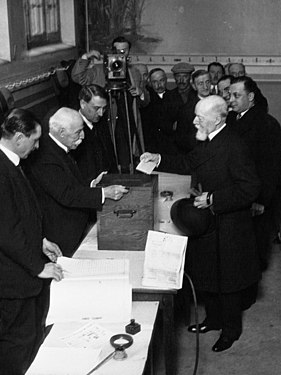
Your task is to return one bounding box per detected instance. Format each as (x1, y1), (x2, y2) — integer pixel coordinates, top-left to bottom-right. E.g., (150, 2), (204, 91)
(23, 0), (61, 49)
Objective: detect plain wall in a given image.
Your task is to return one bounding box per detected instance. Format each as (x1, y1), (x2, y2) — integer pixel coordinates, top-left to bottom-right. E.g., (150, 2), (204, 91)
(139, 0), (281, 55)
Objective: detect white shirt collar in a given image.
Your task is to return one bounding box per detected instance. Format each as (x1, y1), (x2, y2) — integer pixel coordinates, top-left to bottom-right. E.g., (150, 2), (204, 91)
(49, 133), (68, 153)
(79, 110), (93, 130)
(158, 92), (165, 99)
(208, 123), (227, 141)
(238, 109), (249, 118)
(0, 143), (20, 166)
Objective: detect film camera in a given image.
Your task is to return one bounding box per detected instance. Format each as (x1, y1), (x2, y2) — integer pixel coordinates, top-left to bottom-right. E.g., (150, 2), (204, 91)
(104, 53), (128, 82)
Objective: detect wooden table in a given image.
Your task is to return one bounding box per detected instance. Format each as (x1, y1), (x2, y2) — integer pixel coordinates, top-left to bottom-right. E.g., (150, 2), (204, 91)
(27, 302), (158, 375)
(75, 172), (191, 375)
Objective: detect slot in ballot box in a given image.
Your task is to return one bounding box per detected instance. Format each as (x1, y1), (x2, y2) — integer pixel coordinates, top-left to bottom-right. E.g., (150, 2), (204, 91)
(97, 174), (158, 250)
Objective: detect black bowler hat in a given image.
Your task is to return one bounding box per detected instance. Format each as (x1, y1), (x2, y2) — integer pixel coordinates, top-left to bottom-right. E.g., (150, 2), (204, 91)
(170, 198), (215, 237)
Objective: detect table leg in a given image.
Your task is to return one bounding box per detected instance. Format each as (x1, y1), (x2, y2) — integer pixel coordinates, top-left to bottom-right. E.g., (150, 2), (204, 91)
(132, 292), (176, 375)
(162, 294), (176, 375)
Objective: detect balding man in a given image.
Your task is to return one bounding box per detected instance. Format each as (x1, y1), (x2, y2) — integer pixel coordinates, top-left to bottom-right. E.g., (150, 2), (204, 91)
(25, 107), (128, 257)
(228, 62), (246, 77)
(141, 96), (261, 352)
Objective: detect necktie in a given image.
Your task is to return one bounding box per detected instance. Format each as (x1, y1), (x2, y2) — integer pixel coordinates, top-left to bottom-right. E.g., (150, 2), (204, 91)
(236, 113), (242, 120)
(67, 152), (77, 165)
(211, 86), (217, 95)
(17, 164), (28, 180)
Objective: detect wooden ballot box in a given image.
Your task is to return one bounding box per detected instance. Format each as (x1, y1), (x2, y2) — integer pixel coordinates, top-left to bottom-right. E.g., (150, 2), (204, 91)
(97, 174), (158, 250)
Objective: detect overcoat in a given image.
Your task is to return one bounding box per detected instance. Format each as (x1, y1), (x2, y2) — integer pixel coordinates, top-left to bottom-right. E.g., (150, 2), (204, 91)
(0, 150), (44, 298)
(24, 135), (103, 257)
(161, 126), (261, 293)
(227, 106), (281, 208)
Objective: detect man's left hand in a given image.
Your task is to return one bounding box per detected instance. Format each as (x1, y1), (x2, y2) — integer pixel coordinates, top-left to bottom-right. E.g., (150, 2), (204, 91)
(42, 238), (62, 262)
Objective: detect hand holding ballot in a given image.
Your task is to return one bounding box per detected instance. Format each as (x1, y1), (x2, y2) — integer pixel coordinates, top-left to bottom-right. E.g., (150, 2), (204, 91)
(137, 152), (161, 174)
(140, 152), (161, 164)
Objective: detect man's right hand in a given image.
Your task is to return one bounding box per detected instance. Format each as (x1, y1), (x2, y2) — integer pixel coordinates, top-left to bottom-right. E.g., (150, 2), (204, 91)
(140, 152), (161, 164)
(104, 185), (129, 201)
(38, 263), (64, 281)
(82, 49), (101, 60)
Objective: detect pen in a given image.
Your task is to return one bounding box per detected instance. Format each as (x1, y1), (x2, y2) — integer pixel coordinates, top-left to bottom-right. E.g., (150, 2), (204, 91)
(86, 350), (115, 375)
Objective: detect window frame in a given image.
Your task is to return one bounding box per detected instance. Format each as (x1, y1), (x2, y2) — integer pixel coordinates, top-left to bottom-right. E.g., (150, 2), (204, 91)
(23, 0), (61, 50)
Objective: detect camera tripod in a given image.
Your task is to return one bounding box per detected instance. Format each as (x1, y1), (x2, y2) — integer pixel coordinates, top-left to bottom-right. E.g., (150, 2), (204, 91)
(107, 81), (140, 174)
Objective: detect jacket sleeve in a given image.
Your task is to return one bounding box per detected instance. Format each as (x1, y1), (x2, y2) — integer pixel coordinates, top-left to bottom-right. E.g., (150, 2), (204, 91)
(71, 57), (106, 87)
(30, 159), (103, 211)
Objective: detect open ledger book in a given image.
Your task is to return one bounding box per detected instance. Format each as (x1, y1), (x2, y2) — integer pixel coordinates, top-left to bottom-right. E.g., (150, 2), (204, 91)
(47, 257), (132, 324)
(142, 230), (188, 289)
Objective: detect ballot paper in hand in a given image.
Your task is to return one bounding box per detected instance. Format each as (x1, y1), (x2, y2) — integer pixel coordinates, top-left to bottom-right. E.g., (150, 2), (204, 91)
(142, 230), (188, 289)
(136, 159), (158, 174)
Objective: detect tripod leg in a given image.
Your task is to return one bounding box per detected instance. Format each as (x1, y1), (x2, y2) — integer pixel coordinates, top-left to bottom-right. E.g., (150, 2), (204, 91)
(123, 90), (134, 174)
(108, 90), (121, 173)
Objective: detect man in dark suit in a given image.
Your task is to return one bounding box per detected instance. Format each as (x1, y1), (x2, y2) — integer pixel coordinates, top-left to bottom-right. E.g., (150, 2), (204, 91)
(141, 68), (181, 154)
(228, 76), (281, 271)
(71, 36), (146, 172)
(0, 108), (64, 374)
(141, 96), (261, 352)
(208, 62), (225, 94)
(72, 84), (117, 185)
(174, 70), (211, 154)
(170, 62), (196, 106)
(25, 107), (128, 257)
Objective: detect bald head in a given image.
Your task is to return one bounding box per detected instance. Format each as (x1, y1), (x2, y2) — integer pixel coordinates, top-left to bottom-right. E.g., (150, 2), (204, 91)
(194, 96), (228, 141)
(49, 107), (84, 150)
(228, 63), (245, 78)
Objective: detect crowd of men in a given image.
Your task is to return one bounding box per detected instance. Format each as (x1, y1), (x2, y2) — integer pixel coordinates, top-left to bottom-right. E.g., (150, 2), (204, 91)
(1, 35), (281, 373)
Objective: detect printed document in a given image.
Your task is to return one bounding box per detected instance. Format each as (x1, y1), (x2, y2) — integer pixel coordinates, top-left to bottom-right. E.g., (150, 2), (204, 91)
(142, 230), (188, 289)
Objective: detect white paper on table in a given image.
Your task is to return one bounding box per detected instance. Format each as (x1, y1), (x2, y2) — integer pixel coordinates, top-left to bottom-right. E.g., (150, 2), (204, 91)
(26, 347), (100, 375)
(142, 230), (188, 289)
(136, 159), (157, 174)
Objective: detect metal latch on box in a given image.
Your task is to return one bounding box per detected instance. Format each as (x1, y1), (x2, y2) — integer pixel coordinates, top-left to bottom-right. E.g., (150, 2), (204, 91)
(114, 209), (137, 218)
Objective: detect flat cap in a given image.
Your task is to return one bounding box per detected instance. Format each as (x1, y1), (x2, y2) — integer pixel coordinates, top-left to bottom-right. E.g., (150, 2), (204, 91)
(171, 62), (195, 74)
